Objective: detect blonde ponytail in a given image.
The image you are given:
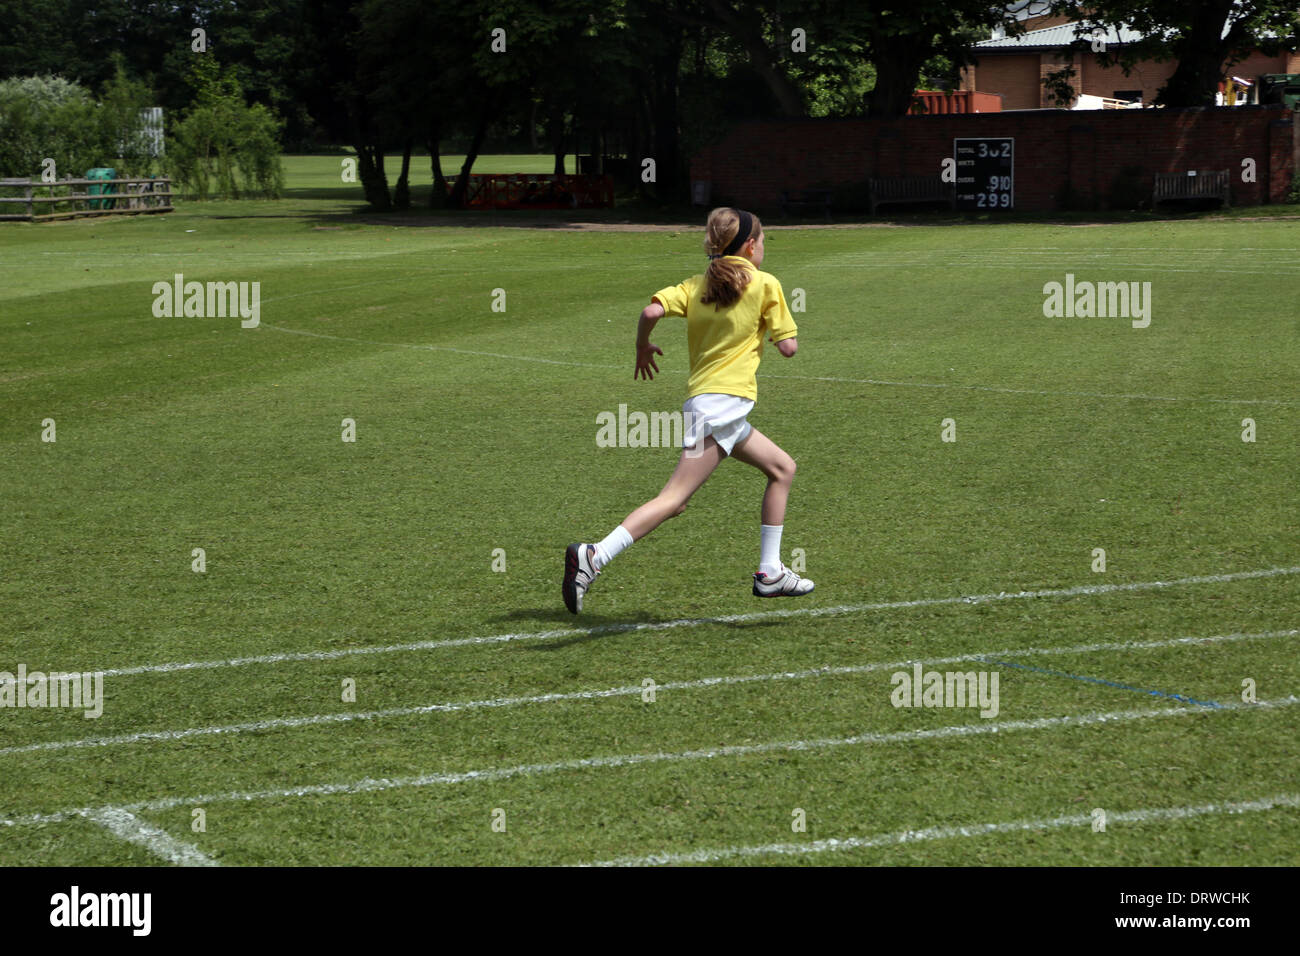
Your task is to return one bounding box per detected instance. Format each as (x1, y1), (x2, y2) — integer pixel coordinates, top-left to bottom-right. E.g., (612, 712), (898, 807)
(701, 207), (762, 309)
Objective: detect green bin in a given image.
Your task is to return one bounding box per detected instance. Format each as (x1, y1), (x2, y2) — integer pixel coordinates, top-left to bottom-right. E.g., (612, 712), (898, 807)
(86, 168), (116, 210)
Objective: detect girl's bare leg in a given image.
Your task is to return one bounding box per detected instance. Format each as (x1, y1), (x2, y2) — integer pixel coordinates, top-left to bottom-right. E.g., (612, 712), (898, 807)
(730, 427), (796, 525)
(620, 437), (727, 541)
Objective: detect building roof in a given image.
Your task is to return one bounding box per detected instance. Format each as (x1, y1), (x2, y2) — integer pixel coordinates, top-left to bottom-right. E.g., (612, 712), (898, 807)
(976, 21), (1145, 50)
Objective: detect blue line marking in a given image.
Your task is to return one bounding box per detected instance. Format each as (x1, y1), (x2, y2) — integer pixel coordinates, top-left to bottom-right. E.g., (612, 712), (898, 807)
(978, 658), (1223, 709)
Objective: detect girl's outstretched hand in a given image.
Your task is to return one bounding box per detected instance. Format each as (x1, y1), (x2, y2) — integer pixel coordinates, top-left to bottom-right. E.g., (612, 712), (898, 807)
(635, 342), (663, 380)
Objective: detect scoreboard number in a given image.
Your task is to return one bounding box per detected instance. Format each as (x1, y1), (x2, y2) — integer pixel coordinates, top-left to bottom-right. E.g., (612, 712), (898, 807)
(955, 138), (1014, 210)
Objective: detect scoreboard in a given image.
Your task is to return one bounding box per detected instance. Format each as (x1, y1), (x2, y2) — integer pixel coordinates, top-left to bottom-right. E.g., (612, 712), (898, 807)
(954, 138), (1014, 210)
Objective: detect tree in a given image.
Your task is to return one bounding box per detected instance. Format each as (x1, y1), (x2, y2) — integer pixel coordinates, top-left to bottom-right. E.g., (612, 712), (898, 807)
(97, 55), (161, 176)
(848, 2), (1022, 117)
(0, 0), (95, 81)
(299, 0), (392, 208)
(167, 56), (285, 199)
(0, 74), (99, 177)
(73, 0), (199, 112)
(657, 1), (1021, 121)
(655, 0), (809, 116)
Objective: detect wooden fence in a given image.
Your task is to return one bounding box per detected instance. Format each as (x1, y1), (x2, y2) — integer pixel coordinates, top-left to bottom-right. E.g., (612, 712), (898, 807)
(0, 177), (173, 222)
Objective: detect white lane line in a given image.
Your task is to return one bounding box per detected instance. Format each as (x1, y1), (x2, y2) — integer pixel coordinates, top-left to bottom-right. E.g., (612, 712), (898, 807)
(68, 565), (1300, 679)
(4, 628), (1295, 759)
(81, 808), (218, 867)
(263, 324), (621, 369)
(761, 370), (1300, 406)
(260, 324), (1297, 406)
(579, 793), (1300, 866)
(5, 695), (1295, 829)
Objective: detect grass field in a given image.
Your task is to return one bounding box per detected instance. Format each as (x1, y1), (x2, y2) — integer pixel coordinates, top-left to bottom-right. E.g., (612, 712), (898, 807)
(1, 159), (1298, 866)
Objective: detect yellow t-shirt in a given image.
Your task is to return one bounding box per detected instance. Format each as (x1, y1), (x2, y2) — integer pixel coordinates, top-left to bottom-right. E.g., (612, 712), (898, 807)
(652, 257), (798, 402)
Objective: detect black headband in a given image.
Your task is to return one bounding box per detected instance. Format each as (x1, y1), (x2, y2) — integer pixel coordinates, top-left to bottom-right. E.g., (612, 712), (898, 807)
(712, 209), (753, 259)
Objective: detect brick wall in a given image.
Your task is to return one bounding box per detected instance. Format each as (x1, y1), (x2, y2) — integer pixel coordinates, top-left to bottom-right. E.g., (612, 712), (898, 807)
(690, 105), (1297, 212)
(967, 57), (1043, 109)
(1080, 57), (1174, 104)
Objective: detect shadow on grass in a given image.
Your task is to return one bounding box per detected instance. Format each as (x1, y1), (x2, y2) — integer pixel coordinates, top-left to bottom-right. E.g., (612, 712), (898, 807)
(492, 607), (671, 650)
(492, 604), (794, 651)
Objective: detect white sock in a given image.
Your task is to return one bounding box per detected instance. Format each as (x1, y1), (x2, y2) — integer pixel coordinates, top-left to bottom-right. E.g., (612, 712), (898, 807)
(592, 525), (633, 570)
(759, 524), (783, 577)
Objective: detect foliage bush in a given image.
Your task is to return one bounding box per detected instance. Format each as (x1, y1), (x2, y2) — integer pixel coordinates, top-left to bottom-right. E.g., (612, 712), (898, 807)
(166, 58), (284, 200)
(0, 61), (161, 180)
(0, 74), (100, 178)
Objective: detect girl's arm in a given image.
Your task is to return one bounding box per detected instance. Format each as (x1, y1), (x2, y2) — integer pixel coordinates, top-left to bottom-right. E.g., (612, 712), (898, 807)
(776, 337), (797, 357)
(635, 302), (666, 380)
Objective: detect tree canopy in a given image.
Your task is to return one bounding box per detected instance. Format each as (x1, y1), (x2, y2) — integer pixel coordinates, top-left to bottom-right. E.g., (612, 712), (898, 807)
(2, 0), (1294, 203)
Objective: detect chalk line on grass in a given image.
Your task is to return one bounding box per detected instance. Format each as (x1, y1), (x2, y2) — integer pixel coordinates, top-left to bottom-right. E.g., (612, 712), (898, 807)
(81, 808), (218, 867)
(578, 793), (1300, 866)
(3, 628), (1294, 759)
(62, 564), (1300, 680)
(761, 370), (1300, 406)
(260, 323), (1298, 406)
(264, 324), (621, 370)
(4, 695), (1295, 829)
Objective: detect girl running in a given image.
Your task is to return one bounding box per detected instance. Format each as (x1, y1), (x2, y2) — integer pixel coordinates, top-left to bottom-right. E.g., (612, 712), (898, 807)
(563, 207), (813, 613)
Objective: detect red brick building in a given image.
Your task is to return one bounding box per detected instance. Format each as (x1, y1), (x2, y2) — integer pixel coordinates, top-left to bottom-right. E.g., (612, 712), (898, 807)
(962, 17), (1300, 110)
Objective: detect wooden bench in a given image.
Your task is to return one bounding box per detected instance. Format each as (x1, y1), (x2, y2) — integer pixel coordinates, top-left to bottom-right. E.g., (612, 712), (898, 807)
(1153, 170), (1230, 207)
(869, 176), (955, 215)
(780, 188), (832, 220)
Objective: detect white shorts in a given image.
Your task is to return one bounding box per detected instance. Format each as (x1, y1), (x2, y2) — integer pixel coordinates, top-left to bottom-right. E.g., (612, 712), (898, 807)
(682, 392), (755, 456)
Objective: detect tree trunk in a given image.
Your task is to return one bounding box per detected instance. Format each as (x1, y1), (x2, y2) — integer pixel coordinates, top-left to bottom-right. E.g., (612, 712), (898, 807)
(447, 106), (492, 208)
(634, 90), (651, 200)
(394, 136), (413, 209)
(354, 141), (390, 210)
(1158, 49), (1227, 107)
(651, 43), (682, 198)
(550, 105), (566, 175)
(864, 35), (929, 118)
(428, 117), (448, 209)
(348, 90), (390, 210)
(1156, 3), (1238, 107)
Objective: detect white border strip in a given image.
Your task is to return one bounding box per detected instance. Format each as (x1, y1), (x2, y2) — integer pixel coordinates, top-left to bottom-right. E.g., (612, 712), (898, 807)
(54, 565), (1300, 680)
(6, 695), (1295, 829)
(579, 793), (1300, 866)
(4, 628), (1294, 759)
(81, 808), (218, 867)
